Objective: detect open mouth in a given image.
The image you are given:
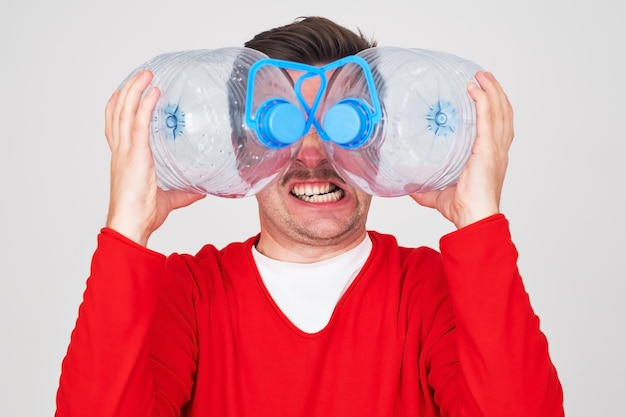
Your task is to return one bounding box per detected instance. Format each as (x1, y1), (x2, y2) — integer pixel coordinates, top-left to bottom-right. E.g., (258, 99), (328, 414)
(290, 182), (345, 203)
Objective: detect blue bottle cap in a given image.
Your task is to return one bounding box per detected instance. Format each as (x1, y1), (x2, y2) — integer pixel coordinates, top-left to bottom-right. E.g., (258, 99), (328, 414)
(323, 99), (372, 148)
(256, 98), (306, 148)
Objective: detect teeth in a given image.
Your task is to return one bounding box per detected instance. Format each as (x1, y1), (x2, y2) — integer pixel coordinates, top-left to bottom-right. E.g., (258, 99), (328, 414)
(292, 183), (334, 196)
(291, 183), (344, 203)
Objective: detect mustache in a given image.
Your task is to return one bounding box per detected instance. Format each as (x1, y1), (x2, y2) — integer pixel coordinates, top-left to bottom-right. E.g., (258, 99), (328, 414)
(280, 165), (345, 186)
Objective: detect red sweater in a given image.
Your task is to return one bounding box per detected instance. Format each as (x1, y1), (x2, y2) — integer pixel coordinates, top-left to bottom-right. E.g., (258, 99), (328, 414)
(56, 214), (563, 416)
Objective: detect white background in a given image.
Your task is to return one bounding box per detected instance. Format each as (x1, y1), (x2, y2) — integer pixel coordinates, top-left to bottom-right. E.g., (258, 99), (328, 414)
(1, 0), (624, 415)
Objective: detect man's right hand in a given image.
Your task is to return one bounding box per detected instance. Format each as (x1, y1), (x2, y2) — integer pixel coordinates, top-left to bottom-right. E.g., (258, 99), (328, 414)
(104, 70), (205, 247)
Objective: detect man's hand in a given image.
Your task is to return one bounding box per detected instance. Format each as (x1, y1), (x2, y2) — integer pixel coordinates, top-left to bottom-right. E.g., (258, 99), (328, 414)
(104, 70), (205, 246)
(410, 71), (514, 229)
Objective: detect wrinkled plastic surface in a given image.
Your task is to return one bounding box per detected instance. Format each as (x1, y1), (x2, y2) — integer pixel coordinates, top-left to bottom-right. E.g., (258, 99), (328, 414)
(120, 47), (301, 197)
(119, 46), (481, 198)
(320, 47), (482, 196)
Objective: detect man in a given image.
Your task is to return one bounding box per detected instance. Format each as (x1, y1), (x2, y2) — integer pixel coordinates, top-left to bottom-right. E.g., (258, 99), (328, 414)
(56, 16), (564, 417)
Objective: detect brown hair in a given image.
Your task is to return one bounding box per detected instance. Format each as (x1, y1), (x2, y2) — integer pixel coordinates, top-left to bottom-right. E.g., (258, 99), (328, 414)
(244, 16), (377, 65)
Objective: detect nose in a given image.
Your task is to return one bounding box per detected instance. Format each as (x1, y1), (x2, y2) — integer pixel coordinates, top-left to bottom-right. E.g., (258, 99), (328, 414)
(286, 69), (331, 168)
(294, 130), (328, 168)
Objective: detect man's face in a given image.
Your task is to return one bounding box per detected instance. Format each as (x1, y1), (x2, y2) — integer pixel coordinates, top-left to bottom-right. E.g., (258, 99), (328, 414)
(255, 70), (372, 252)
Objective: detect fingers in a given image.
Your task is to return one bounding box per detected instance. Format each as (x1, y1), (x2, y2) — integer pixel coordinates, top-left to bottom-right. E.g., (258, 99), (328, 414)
(468, 71), (514, 152)
(131, 85), (160, 154)
(104, 70), (159, 152)
(117, 71), (156, 150)
(104, 91), (119, 150)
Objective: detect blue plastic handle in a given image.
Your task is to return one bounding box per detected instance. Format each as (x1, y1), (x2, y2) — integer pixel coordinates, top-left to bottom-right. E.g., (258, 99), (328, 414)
(245, 56), (382, 149)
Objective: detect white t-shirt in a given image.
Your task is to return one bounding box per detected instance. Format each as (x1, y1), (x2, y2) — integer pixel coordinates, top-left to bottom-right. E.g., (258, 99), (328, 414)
(252, 235), (373, 333)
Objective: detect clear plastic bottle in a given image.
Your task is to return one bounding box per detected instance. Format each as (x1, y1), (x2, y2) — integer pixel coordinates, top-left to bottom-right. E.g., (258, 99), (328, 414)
(319, 46), (482, 197)
(118, 47), (306, 197)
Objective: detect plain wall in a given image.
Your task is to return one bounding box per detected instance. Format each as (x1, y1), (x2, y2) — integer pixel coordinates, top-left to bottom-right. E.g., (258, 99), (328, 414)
(1, 0), (624, 415)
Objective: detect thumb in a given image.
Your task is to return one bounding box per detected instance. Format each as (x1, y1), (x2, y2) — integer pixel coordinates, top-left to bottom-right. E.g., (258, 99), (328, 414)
(165, 190), (207, 211)
(409, 189), (439, 209)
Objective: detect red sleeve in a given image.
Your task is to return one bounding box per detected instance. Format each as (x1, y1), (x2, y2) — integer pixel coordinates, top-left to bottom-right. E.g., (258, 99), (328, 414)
(434, 214), (564, 417)
(55, 229), (199, 417)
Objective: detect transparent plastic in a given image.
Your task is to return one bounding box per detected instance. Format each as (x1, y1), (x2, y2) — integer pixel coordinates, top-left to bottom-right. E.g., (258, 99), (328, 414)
(119, 47), (303, 197)
(119, 46), (482, 198)
(320, 47), (482, 197)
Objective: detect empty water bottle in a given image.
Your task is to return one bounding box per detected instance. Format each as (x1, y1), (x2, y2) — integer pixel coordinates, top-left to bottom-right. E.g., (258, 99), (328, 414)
(118, 47), (306, 197)
(119, 46), (482, 198)
(319, 47), (482, 196)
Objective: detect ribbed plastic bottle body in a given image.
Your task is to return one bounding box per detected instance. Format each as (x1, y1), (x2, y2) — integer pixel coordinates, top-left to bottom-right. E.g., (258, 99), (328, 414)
(121, 47), (300, 197)
(321, 47), (482, 197)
